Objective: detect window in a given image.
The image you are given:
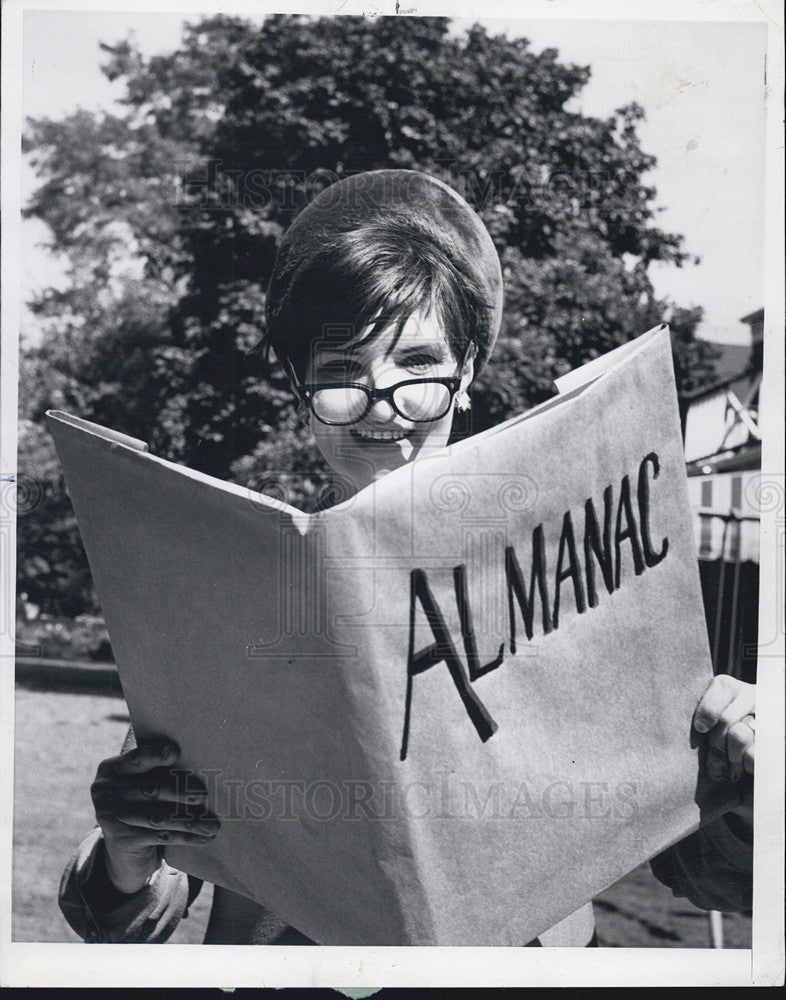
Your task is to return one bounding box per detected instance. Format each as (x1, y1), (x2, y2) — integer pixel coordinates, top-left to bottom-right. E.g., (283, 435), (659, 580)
(700, 479), (713, 508)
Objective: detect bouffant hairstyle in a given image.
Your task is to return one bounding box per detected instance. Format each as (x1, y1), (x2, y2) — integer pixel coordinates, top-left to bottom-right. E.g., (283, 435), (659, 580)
(262, 170), (503, 382)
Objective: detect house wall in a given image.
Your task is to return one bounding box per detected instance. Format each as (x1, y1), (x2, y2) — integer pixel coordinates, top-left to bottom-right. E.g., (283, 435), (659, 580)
(683, 375), (758, 463)
(686, 469), (760, 562)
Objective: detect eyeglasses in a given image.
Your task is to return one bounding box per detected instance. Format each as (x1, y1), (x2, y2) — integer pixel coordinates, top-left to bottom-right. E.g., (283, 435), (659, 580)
(286, 350), (468, 426)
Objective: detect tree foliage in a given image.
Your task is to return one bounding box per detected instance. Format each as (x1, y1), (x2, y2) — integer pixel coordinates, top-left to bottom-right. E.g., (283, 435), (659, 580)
(19, 14), (712, 615)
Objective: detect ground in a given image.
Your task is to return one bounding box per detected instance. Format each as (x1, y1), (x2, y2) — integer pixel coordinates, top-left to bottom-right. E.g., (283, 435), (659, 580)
(12, 680), (751, 947)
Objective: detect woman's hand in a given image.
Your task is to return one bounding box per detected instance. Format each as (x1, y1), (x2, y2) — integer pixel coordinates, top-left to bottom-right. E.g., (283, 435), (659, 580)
(90, 738), (220, 894)
(693, 674), (755, 825)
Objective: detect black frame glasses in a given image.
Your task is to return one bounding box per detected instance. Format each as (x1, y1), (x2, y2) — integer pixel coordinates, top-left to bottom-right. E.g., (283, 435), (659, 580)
(286, 349), (469, 426)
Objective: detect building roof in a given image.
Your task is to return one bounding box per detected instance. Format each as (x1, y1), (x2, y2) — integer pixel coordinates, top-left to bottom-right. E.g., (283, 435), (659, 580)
(704, 342), (751, 382)
(682, 347), (756, 401)
(740, 307), (764, 326)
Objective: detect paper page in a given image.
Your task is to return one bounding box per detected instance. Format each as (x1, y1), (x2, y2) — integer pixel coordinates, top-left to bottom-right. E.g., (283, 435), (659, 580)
(47, 325), (737, 945)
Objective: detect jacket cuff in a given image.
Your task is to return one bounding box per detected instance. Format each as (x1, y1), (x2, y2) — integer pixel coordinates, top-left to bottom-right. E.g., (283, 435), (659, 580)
(59, 827), (191, 943)
(649, 814), (753, 913)
(712, 812), (754, 860)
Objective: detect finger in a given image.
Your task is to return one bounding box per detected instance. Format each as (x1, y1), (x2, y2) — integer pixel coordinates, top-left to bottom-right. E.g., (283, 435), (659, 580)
(742, 740), (755, 775)
(714, 693), (756, 737)
(92, 779), (218, 824)
(92, 784), (214, 835)
(707, 702), (755, 782)
(97, 740), (180, 780)
(103, 800), (221, 835)
(123, 784), (208, 806)
(120, 768), (209, 806)
(727, 717), (755, 770)
(710, 698), (755, 779)
(694, 675), (753, 733)
(113, 739), (180, 775)
(104, 823), (218, 850)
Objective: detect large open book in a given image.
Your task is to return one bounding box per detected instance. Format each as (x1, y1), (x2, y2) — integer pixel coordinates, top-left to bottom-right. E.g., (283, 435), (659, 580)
(47, 325), (735, 945)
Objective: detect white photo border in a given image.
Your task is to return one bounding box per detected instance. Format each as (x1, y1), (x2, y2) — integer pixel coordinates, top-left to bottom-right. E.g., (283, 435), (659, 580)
(1, 0), (783, 988)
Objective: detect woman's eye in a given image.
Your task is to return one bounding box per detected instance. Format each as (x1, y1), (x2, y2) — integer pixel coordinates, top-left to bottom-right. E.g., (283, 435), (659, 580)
(402, 354), (438, 370)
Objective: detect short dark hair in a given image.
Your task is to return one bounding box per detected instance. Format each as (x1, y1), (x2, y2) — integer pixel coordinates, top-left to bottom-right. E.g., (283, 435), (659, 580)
(262, 213), (496, 382)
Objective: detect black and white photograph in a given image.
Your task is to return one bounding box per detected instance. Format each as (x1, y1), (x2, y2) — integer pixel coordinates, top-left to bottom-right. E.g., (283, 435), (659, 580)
(1, 0), (783, 989)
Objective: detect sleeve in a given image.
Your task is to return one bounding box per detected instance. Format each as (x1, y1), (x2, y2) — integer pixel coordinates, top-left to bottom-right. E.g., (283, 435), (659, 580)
(649, 813), (753, 912)
(59, 724), (202, 943)
(59, 825), (203, 943)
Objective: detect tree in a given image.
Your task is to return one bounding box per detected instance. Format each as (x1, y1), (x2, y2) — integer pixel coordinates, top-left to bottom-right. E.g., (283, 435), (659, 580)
(20, 14), (712, 615)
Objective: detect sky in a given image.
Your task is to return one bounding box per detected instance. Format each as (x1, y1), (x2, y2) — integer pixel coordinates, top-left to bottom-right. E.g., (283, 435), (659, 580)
(20, 8), (769, 345)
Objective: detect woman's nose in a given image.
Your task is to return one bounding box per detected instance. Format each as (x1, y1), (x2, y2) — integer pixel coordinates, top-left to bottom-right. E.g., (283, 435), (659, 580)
(367, 395), (395, 421)
(364, 361), (397, 421)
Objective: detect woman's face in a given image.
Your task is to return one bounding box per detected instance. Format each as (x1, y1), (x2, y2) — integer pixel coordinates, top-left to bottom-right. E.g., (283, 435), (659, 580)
(303, 310), (474, 495)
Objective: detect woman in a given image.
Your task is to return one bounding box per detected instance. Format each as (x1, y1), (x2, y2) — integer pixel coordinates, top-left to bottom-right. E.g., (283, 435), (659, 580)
(59, 170), (755, 945)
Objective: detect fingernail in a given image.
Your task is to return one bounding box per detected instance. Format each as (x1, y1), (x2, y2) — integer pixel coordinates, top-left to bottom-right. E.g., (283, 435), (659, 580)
(694, 718), (709, 734)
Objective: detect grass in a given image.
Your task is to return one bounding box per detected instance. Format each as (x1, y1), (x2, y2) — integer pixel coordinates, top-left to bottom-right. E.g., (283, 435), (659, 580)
(12, 681), (750, 947)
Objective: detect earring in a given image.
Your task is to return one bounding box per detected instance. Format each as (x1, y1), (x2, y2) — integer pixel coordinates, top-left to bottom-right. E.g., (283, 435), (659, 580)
(455, 390), (471, 413)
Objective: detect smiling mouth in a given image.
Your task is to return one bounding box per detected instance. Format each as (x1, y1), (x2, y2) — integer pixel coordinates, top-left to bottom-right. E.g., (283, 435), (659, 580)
(350, 428), (410, 443)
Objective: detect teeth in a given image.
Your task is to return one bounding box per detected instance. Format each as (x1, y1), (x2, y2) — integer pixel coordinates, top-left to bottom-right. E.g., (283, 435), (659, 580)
(352, 430), (408, 442)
